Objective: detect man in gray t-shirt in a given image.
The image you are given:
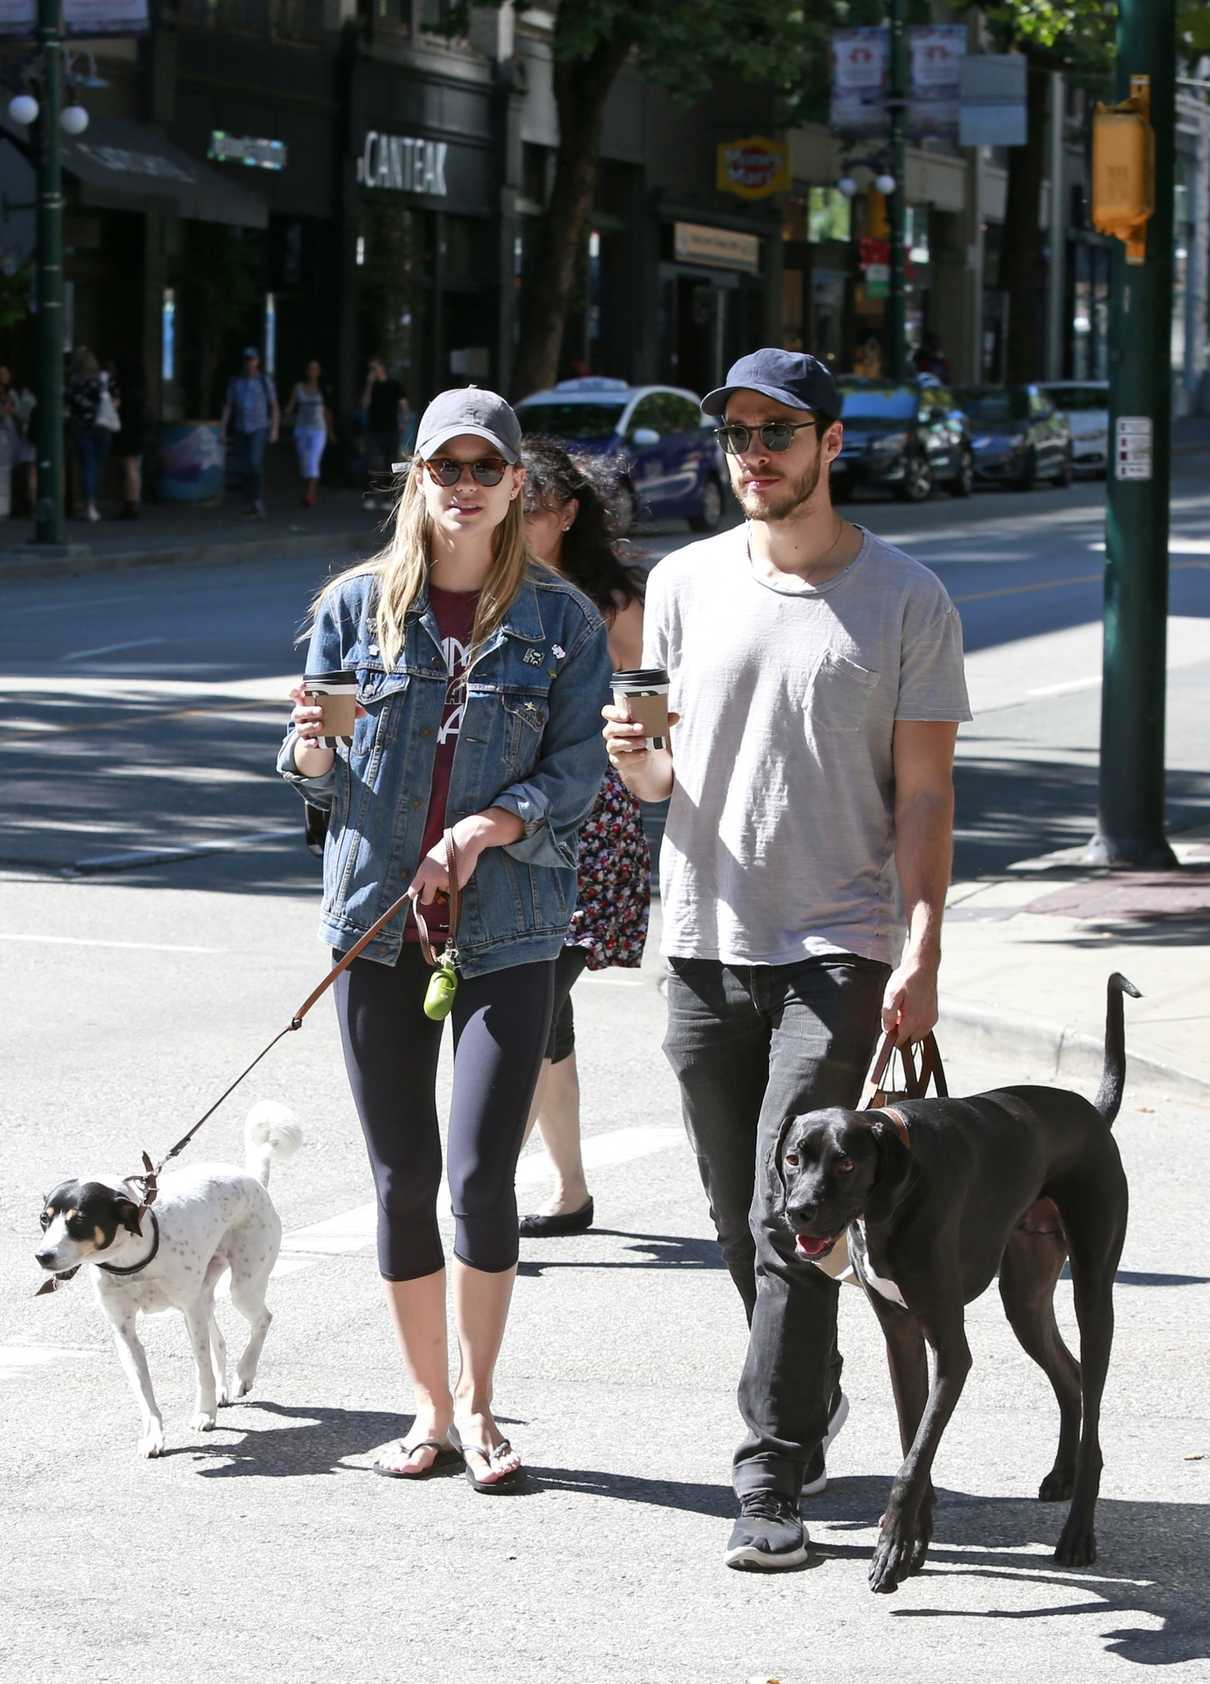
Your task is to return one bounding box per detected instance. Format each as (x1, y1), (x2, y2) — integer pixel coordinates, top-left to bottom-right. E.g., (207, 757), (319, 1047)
(605, 348), (970, 1572)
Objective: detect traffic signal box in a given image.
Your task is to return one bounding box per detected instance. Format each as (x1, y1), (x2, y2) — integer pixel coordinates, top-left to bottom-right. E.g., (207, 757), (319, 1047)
(1092, 75), (1154, 264)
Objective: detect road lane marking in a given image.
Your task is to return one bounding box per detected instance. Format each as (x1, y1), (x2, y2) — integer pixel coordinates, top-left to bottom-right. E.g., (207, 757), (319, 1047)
(3, 1125), (687, 1366)
(268, 1124), (685, 1281)
(61, 638), (165, 662)
(0, 933), (223, 954)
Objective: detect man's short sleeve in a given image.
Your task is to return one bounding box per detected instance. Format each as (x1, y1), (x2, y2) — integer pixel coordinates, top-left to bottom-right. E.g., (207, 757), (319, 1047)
(896, 601), (971, 722)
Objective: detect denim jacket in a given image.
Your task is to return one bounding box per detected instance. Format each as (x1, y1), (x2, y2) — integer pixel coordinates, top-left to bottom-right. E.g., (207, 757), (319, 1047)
(277, 565), (610, 976)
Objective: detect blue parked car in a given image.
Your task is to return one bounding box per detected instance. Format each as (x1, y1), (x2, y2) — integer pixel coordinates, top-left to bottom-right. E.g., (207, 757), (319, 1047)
(515, 377), (725, 534)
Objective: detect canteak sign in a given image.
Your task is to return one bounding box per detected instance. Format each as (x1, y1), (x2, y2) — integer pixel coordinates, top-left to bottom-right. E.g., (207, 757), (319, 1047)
(358, 131), (448, 196)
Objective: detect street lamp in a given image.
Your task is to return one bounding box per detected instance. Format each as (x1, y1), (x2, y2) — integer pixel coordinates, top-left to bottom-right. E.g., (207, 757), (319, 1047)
(59, 102), (88, 135)
(874, 172), (897, 197)
(8, 92), (40, 126)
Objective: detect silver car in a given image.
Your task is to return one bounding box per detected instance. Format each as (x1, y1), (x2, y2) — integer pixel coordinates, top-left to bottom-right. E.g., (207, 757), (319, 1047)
(1038, 381), (1109, 478)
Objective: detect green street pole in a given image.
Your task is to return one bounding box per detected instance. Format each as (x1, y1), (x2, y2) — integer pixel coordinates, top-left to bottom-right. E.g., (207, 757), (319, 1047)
(886, 0), (907, 381)
(1087, 0), (1177, 867)
(32, 0), (65, 546)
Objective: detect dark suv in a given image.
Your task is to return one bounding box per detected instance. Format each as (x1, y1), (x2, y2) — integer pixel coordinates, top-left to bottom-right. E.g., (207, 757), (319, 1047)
(831, 379), (974, 502)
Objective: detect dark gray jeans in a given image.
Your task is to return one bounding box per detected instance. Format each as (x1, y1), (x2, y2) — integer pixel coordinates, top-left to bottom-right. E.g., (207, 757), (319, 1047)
(663, 953), (889, 1500)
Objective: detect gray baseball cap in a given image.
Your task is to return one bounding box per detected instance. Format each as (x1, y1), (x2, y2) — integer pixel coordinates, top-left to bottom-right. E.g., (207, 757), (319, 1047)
(414, 386), (522, 464)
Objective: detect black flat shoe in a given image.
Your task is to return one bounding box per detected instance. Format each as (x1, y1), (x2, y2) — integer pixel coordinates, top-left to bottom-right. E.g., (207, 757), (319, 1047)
(518, 1197), (594, 1238)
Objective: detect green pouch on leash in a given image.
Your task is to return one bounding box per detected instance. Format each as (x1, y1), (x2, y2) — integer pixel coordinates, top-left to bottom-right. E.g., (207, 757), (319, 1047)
(414, 827), (463, 1021)
(423, 957), (459, 1021)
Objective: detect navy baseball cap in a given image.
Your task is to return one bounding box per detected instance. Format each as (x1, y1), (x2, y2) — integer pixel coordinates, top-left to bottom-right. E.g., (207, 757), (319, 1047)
(701, 349), (840, 422)
(415, 385), (522, 464)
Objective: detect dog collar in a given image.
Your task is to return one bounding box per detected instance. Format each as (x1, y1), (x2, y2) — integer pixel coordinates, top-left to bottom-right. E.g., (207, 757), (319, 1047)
(97, 1211), (161, 1277)
(879, 1106), (911, 1150)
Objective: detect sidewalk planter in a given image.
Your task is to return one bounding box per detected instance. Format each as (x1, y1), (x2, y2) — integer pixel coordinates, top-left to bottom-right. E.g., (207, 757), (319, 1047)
(158, 420), (224, 502)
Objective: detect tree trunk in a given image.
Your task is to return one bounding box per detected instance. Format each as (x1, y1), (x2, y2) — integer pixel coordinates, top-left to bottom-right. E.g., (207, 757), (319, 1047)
(511, 36), (631, 400)
(998, 59), (1049, 383)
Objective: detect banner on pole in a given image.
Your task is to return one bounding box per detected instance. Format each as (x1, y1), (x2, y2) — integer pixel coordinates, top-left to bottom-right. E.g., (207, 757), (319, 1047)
(907, 25), (966, 138)
(831, 28), (889, 137)
(831, 24), (967, 139)
(0, 0), (150, 36)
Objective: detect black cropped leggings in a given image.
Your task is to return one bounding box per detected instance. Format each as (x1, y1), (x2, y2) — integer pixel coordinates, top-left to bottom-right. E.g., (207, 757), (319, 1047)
(333, 944), (555, 1280)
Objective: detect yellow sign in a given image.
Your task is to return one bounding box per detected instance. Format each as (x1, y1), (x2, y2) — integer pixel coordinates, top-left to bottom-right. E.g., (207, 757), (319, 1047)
(716, 135), (790, 201)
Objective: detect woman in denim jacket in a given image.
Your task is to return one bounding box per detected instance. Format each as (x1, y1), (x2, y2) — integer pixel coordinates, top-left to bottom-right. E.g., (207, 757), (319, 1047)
(279, 388), (609, 1489)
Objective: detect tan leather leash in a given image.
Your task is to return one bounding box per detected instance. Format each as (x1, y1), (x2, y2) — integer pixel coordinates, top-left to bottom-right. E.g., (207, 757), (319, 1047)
(36, 831), (463, 1298)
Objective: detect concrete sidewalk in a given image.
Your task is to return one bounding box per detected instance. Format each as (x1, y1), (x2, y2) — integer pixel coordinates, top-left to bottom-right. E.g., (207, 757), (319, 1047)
(0, 486), (384, 580)
(940, 825), (1210, 1104)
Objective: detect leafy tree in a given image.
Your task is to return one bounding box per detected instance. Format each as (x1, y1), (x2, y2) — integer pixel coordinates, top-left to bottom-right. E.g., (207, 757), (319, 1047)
(455, 2), (829, 397)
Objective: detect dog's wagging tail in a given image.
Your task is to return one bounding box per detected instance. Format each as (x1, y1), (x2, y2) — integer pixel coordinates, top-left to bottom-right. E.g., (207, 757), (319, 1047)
(1094, 971), (1142, 1128)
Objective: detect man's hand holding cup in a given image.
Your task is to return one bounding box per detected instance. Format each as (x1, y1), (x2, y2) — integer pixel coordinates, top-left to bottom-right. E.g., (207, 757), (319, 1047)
(603, 666), (678, 802)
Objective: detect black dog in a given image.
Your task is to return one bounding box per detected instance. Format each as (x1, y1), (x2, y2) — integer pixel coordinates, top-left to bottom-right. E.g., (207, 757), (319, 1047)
(770, 973), (1136, 1594)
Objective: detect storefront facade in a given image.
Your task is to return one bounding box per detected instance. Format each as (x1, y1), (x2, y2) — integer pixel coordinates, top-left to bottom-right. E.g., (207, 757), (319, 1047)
(340, 55), (501, 418)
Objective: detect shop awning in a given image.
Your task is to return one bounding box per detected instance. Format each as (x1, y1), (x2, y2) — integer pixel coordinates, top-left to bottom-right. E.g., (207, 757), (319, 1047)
(1, 115), (266, 228)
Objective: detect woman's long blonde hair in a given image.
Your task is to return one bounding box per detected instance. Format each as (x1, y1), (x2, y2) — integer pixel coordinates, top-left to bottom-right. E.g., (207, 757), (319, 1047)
(306, 462), (530, 668)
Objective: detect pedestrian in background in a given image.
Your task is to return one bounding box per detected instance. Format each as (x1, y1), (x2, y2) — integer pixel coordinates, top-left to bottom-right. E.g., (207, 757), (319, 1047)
(605, 348), (970, 1572)
(360, 356), (405, 508)
(0, 364), (19, 518)
(66, 347), (120, 523)
(10, 372), (36, 514)
(914, 330), (952, 383)
(112, 357), (148, 520)
(284, 359), (332, 508)
(220, 346), (279, 519)
(278, 388), (609, 1490)
(518, 438), (650, 1237)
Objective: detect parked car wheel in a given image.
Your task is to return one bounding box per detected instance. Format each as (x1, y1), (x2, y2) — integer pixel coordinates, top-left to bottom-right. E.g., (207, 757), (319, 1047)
(1014, 449), (1038, 492)
(896, 451), (934, 503)
(689, 475), (724, 533)
(949, 449), (974, 498)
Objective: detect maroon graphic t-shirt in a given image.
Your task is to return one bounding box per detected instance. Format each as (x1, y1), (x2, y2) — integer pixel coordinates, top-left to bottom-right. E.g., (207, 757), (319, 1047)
(406, 584), (479, 944)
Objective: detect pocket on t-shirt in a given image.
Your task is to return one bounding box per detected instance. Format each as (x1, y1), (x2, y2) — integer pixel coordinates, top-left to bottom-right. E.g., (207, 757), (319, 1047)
(809, 651), (880, 734)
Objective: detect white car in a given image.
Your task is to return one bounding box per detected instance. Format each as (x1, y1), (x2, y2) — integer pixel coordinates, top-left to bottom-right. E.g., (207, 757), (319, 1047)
(1038, 381), (1109, 477)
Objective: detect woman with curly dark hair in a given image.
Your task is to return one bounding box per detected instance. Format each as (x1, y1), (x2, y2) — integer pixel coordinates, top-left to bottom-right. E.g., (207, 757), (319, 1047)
(518, 438), (651, 1236)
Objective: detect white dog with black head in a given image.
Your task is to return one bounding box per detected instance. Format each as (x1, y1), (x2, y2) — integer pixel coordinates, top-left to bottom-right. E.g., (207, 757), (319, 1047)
(35, 1101), (301, 1457)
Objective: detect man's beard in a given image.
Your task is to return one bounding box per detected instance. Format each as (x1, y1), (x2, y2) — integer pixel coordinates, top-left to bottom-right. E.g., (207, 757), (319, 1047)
(734, 449), (824, 522)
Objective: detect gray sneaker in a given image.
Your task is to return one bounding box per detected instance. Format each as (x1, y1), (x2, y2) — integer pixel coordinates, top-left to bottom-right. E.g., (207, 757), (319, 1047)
(724, 1491), (808, 1571)
(802, 1388), (850, 1497)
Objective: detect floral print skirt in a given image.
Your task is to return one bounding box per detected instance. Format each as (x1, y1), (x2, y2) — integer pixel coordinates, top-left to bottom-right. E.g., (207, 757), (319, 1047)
(567, 765), (651, 970)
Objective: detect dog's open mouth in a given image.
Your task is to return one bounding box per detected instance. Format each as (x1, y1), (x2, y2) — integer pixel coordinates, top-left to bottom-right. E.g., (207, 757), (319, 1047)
(794, 1232), (839, 1261)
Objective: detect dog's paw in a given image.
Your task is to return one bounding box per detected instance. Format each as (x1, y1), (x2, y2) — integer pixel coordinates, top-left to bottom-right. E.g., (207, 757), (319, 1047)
(234, 1374), (254, 1399)
(869, 1510), (931, 1594)
(139, 1424), (165, 1458)
(1039, 1466), (1075, 1503)
(1054, 1515), (1097, 1567)
(216, 1384), (233, 1407)
(190, 1411), (217, 1434)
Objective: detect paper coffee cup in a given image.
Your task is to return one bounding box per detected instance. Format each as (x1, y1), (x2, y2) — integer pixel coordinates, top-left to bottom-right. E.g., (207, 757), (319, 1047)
(303, 669), (358, 746)
(611, 666), (671, 750)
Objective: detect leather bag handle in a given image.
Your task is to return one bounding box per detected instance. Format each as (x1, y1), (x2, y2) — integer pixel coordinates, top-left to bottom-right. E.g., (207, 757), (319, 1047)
(862, 1029), (947, 1110)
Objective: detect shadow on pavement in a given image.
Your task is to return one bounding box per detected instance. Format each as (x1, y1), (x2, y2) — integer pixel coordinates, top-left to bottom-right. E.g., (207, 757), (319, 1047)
(518, 1229), (725, 1278)
(815, 1476), (1207, 1665)
(953, 753), (1210, 878)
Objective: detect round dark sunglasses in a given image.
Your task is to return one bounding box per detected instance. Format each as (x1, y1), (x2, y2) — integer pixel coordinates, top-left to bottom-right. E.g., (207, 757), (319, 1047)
(714, 420), (818, 456)
(420, 456), (509, 487)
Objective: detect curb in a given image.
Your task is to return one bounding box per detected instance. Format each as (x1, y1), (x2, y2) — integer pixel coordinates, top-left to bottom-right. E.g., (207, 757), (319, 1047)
(939, 1000), (1210, 1107)
(0, 525), (377, 582)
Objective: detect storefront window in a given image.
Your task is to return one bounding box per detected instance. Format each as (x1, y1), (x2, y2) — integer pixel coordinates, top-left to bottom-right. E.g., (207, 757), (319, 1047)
(807, 188), (851, 245)
(358, 202), (428, 398)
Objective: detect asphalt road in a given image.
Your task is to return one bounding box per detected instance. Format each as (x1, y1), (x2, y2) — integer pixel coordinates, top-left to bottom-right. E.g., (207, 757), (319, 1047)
(2, 472), (1208, 1682)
